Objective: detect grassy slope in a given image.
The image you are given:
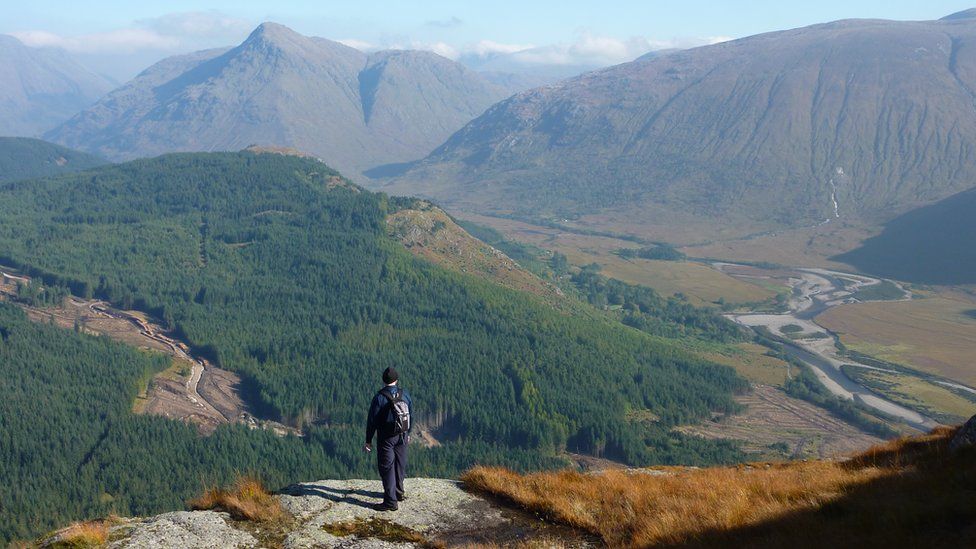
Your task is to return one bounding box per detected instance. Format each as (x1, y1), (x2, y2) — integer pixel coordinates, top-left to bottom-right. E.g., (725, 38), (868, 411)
(817, 295), (976, 386)
(463, 426), (976, 548)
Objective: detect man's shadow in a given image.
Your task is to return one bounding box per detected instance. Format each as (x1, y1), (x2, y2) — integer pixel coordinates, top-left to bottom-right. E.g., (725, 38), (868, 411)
(281, 483), (384, 510)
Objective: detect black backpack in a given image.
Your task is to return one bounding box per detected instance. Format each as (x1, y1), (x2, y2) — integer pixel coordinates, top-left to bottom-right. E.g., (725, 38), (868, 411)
(380, 388), (411, 435)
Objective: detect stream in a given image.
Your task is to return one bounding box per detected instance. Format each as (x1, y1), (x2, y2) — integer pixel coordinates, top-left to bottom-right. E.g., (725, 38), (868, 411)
(715, 263), (940, 432)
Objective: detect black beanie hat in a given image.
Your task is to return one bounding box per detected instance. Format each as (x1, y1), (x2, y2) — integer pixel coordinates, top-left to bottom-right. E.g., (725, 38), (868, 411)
(383, 367), (399, 384)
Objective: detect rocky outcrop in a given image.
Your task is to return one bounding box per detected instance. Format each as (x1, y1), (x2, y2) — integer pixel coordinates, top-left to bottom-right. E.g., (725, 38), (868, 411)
(109, 511), (259, 548)
(279, 478), (510, 548)
(950, 415), (976, 451)
(54, 478), (589, 548)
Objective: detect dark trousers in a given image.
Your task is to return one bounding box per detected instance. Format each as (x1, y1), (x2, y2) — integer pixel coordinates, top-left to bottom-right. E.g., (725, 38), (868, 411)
(377, 433), (408, 504)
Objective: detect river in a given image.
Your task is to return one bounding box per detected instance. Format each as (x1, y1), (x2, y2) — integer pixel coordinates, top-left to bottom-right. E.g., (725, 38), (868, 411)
(715, 263), (940, 432)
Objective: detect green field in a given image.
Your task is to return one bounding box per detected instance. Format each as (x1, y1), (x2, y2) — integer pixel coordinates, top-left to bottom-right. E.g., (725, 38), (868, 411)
(819, 295), (976, 387)
(843, 366), (976, 424)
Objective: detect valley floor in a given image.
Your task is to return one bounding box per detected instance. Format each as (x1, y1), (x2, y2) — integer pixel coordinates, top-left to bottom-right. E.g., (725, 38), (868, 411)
(678, 385), (882, 459)
(455, 211), (976, 440)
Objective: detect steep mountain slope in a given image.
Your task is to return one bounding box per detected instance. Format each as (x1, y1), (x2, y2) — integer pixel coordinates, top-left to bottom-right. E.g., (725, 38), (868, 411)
(382, 12), (976, 232)
(0, 137), (106, 182)
(835, 186), (976, 284)
(0, 35), (114, 137)
(46, 23), (512, 175)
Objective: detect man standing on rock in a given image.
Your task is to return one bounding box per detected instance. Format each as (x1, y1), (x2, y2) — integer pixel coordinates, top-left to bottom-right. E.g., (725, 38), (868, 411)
(364, 366), (413, 511)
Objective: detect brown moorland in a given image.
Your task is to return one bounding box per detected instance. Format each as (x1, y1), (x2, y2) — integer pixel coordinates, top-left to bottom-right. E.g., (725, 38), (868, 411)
(462, 425), (975, 548)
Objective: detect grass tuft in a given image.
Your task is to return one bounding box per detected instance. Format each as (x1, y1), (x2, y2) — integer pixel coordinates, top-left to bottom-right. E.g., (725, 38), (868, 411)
(188, 476), (287, 523)
(47, 520), (109, 548)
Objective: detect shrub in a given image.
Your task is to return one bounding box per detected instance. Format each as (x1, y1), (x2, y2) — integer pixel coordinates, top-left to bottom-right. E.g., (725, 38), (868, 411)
(189, 477), (286, 523)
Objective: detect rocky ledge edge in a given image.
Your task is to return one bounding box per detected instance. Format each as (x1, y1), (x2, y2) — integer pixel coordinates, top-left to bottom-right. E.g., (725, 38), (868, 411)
(38, 478), (591, 548)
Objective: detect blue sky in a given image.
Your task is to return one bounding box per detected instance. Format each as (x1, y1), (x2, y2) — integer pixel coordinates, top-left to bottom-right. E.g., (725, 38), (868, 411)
(5, 1), (975, 80)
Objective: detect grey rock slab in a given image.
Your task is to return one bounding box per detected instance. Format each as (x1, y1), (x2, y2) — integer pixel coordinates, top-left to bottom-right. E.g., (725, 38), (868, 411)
(279, 477), (507, 535)
(109, 511), (258, 548)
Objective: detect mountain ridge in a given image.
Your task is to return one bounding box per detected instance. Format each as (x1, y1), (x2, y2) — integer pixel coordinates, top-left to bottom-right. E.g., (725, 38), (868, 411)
(0, 34), (114, 136)
(45, 23), (519, 176)
(379, 13), (976, 237)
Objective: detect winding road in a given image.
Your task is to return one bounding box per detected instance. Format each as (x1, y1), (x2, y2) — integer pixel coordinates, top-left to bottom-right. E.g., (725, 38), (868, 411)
(1, 267), (226, 421)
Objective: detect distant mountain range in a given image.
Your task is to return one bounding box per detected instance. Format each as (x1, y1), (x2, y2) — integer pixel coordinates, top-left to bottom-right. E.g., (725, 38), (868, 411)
(46, 23), (523, 176)
(379, 10), (976, 233)
(0, 35), (114, 137)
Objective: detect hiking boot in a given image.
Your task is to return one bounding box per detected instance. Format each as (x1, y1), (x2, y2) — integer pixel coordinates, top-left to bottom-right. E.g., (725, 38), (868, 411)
(373, 502), (398, 512)
(397, 493), (407, 502)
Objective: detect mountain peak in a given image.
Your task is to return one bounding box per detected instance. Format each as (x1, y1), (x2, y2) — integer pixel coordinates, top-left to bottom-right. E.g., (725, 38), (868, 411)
(941, 8), (976, 21)
(243, 22), (307, 47)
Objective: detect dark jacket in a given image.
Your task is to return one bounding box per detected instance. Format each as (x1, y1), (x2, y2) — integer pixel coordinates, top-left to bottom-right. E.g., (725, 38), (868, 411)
(366, 385), (412, 443)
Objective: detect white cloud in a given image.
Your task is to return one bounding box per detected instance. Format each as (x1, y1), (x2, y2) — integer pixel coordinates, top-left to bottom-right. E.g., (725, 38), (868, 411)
(364, 40), (461, 60)
(423, 41), (459, 59)
(455, 32), (733, 72)
(332, 31), (720, 69)
(137, 11), (252, 39)
(11, 11), (251, 54)
(336, 38), (377, 51)
(11, 28), (178, 53)
(469, 40), (536, 57)
(424, 17), (463, 29)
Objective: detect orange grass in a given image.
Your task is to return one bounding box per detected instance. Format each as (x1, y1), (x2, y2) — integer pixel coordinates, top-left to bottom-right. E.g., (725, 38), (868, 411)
(49, 520), (109, 548)
(462, 426), (975, 548)
(188, 476), (286, 523)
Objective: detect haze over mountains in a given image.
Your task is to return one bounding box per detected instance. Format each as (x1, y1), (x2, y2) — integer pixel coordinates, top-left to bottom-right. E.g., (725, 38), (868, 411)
(0, 34), (114, 137)
(381, 10), (976, 234)
(45, 23), (525, 176)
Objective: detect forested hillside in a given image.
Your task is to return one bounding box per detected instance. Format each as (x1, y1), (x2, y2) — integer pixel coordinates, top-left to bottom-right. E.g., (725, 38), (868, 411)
(0, 302), (568, 542)
(0, 137), (106, 182)
(0, 152), (746, 542)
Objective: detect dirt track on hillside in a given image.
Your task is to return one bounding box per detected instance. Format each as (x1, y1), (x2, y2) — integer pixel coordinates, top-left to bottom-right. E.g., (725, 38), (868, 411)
(0, 269), (297, 436)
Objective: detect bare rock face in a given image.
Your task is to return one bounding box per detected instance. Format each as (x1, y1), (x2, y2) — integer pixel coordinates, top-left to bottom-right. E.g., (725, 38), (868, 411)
(950, 415), (976, 452)
(279, 478), (509, 548)
(109, 511), (258, 548)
